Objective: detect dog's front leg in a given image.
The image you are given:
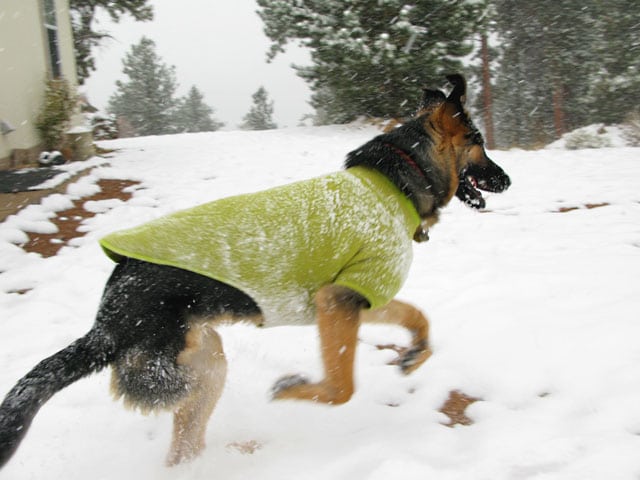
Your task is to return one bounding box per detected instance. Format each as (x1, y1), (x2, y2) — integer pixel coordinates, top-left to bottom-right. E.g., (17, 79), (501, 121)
(361, 300), (432, 374)
(272, 285), (366, 405)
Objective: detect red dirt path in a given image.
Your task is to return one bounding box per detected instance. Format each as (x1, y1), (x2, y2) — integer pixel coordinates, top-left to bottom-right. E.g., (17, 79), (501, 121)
(21, 179), (139, 258)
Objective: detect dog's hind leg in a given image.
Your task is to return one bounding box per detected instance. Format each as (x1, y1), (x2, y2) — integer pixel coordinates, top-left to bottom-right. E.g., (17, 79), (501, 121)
(360, 300), (432, 374)
(167, 322), (227, 466)
(272, 285), (366, 405)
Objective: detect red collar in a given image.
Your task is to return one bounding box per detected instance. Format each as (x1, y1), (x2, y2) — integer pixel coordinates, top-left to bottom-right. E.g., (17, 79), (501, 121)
(383, 144), (425, 178)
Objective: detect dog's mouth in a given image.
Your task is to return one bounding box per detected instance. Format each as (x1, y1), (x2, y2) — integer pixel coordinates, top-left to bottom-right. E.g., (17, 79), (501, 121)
(457, 171), (486, 209)
(456, 163), (511, 209)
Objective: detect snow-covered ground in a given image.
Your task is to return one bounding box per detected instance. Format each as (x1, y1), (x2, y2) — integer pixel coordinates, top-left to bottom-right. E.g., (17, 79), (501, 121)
(1, 125), (639, 479)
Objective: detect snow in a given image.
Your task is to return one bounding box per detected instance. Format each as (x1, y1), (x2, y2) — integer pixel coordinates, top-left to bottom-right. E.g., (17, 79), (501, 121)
(66, 126), (93, 134)
(1, 124), (640, 479)
(546, 123), (631, 150)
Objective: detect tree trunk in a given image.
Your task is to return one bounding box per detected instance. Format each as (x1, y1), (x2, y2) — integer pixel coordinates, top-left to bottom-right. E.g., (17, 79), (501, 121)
(480, 33), (496, 149)
(552, 81), (566, 138)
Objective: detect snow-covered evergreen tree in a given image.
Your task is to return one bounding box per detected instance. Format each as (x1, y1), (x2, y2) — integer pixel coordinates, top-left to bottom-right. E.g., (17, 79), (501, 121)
(490, 1), (598, 146)
(175, 86), (224, 133)
(108, 37), (179, 137)
(257, 0), (483, 123)
(241, 87), (277, 130)
(70, 0), (153, 84)
(584, 0), (640, 125)
(489, 0), (640, 147)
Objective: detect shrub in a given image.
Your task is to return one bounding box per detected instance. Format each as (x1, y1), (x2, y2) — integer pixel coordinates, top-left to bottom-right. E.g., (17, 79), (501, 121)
(622, 110), (640, 147)
(564, 127), (612, 150)
(35, 79), (77, 150)
(91, 113), (119, 140)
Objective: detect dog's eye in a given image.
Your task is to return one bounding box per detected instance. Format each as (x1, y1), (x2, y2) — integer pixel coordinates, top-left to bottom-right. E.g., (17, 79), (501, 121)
(465, 130), (484, 146)
(460, 115), (484, 146)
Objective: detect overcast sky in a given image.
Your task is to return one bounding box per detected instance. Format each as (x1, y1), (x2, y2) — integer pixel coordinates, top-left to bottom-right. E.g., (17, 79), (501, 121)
(82, 0), (313, 129)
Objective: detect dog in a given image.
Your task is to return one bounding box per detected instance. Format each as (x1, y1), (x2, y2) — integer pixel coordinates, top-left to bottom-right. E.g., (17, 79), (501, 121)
(0, 74), (510, 468)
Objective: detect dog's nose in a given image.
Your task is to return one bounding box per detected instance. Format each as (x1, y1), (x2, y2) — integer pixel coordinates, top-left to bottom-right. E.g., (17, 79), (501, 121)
(490, 172), (511, 192)
(502, 174), (511, 190)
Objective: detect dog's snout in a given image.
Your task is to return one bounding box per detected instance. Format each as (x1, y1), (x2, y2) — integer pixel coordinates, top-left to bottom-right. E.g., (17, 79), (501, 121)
(482, 156), (511, 193)
(495, 172), (511, 192)
(503, 174), (511, 190)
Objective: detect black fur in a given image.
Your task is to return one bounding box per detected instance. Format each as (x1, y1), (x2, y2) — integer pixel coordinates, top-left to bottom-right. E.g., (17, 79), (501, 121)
(0, 329), (113, 467)
(419, 88), (446, 112)
(345, 118), (449, 220)
(445, 73), (467, 108)
(0, 259), (258, 467)
(100, 259), (259, 410)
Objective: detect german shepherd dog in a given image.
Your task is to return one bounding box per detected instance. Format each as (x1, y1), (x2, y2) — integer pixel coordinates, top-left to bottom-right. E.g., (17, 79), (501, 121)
(0, 74), (510, 468)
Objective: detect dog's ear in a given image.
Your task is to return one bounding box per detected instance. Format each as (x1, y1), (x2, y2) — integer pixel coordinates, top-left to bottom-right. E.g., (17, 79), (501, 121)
(446, 74), (467, 106)
(418, 88), (446, 114)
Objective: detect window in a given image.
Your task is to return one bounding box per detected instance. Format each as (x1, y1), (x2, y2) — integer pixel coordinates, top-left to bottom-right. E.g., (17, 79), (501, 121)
(42, 0), (62, 78)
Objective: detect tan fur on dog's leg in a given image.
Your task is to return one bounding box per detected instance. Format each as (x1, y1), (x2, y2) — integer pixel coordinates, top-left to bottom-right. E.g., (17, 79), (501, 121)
(361, 300), (432, 374)
(273, 285), (364, 404)
(167, 324), (227, 466)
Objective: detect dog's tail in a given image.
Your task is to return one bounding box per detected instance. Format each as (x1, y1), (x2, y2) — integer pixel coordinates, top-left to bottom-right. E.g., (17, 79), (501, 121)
(0, 327), (115, 469)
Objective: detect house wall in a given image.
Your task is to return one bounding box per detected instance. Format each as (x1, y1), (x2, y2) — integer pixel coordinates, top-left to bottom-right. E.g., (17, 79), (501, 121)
(0, 0), (83, 169)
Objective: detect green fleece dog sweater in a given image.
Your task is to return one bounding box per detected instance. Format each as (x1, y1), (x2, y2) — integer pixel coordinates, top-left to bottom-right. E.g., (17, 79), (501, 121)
(100, 166), (420, 326)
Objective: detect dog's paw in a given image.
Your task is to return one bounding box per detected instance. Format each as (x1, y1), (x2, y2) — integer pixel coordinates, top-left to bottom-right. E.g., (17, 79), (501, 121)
(271, 374), (309, 399)
(378, 343), (432, 375)
(413, 227), (430, 243)
(397, 344), (432, 375)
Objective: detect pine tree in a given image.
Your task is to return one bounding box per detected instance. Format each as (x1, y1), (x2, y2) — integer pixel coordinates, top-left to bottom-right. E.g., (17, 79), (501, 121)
(584, 0), (640, 124)
(241, 87), (277, 130)
(257, 0), (483, 124)
(108, 37), (179, 137)
(478, 32), (496, 149)
(488, 0), (640, 147)
(465, 1), (497, 150)
(175, 86), (224, 133)
(70, 0), (153, 84)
